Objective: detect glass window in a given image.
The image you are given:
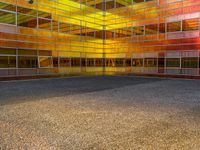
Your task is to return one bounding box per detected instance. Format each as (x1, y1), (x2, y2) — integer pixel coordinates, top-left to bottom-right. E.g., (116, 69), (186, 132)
(133, 0), (144, 3)
(87, 58), (95, 67)
(39, 57), (52, 68)
(17, 6), (37, 16)
(105, 0), (115, 10)
(53, 57), (59, 67)
(95, 31), (103, 39)
(59, 22), (71, 33)
(145, 24), (158, 35)
(158, 58), (165, 67)
(17, 14), (37, 28)
(71, 58), (80, 67)
(115, 58), (125, 67)
(0, 47), (16, 55)
(81, 58), (86, 67)
(167, 21), (181, 32)
(181, 58), (198, 68)
(132, 26), (144, 35)
(18, 49), (37, 56)
(166, 58), (180, 67)
(0, 56), (9, 68)
(106, 58), (115, 67)
(126, 59), (132, 67)
(159, 23), (165, 33)
(95, 58), (103, 66)
(86, 31), (95, 38)
(52, 20), (58, 32)
(125, 28), (133, 37)
(0, 56), (16, 68)
(71, 24), (81, 35)
(38, 18), (51, 30)
(0, 2), (16, 12)
(182, 18), (199, 31)
(38, 11), (51, 19)
(0, 10), (16, 25)
(132, 58), (143, 67)
(8, 56), (16, 68)
(18, 56), (38, 68)
(144, 58), (157, 67)
(115, 28), (127, 38)
(81, 26), (87, 36)
(60, 58), (70, 67)
(39, 50), (52, 56)
(106, 31), (115, 39)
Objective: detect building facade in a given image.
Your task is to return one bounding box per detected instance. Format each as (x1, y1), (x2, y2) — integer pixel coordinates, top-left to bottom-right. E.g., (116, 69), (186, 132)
(0, 0), (200, 78)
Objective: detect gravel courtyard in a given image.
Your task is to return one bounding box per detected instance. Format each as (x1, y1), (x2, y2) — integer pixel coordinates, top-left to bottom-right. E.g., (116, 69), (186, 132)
(0, 76), (200, 150)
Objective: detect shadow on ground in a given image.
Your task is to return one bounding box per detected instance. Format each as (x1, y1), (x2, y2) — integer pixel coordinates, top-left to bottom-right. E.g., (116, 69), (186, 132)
(0, 76), (164, 105)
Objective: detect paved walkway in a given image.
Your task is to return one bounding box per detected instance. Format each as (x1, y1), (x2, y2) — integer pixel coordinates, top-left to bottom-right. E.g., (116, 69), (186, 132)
(0, 76), (199, 149)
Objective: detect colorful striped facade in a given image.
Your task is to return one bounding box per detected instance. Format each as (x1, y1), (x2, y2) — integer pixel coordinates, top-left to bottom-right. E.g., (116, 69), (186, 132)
(0, 0), (200, 78)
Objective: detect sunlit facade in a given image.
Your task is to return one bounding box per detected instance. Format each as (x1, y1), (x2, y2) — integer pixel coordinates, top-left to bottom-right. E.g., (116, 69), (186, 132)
(0, 0), (200, 78)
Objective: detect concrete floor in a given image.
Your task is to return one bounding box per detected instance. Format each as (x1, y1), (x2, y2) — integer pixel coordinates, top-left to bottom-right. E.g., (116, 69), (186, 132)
(0, 76), (200, 149)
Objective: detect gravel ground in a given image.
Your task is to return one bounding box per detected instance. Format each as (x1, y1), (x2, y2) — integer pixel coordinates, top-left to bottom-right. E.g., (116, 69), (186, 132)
(0, 76), (200, 150)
